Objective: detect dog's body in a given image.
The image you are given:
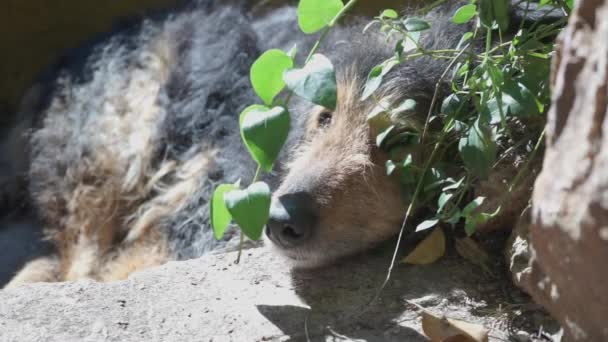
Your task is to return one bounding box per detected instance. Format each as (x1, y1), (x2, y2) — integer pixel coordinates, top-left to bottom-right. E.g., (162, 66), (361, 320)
(1, 1), (545, 287)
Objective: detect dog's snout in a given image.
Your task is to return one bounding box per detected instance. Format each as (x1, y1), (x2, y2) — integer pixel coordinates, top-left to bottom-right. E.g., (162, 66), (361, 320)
(266, 192), (317, 248)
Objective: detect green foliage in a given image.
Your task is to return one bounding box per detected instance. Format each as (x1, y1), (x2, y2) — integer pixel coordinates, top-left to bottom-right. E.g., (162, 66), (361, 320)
(211, 0), (565, 262)
(297, 0), (344, 33)
(369, 0), (565, 236)
(283, 54), (338, 109)
(240, 105), (290, 172)
(250, 49), (294, 105)
(224, 182), (272, 240)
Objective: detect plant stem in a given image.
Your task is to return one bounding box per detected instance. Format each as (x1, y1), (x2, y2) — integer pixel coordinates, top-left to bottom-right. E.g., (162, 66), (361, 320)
(306, 0), (359, 65)
(283, 0), (359, 107)
(235, 165), (262, 264)
(508, 129), (545, 192)
(351, 116), (454, 320)
(421, 44), (470, 142)
(329, 0), (359, 27)
(235, 231), (245, 264)
(252, 165), (261, 184)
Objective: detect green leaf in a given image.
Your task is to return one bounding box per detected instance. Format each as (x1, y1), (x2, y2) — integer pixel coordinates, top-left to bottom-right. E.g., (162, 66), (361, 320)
(401, 154), (416, 184)
(362, 58), (399, 100)
(445, 209), (462, 224)
(458, 119), (496, 180)
(437, 192), (454, 213)
(367, 99), (393, 134)
(406, 31), (421, 50)
(416, 219), (439, 232)
(224, 182), (272, 241)
(381, 9), (398, 19)
(392, 98), (417, 113)
(464, 205), (501, 236)
(479, 0), (510, 31)
(386, 160), (397, 175)
(376, 125), (395, 147)
(452, 4), (477, 24)
(442, 176), (465, 191)
(297, 0), (344, 34)
(483, 80), (540, 123)
(287, 44), (298, 60)
(441, 94), (464, 116)
(457, 31), (474, 49)
(464, 218), (478, 236)
(403, 18), (431, 32)
(518, 56), (551, 100)
(492, 0), (511, 32)
(240, 105), (290, 172)
(463, 201), (500, 236)
(462, 197), (486, 217)
(390, 99), (417, 124)
(250, 49), (294, 106)
(211, 183), (239, 240)
(283, 53), (337, 109)
(566, 0), (574, 9)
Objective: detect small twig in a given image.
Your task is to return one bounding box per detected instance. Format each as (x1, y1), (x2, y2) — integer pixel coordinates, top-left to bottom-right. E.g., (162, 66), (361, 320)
(508, 129), (545, 192)
(235, 232), (245, 264)
(421, 44), (470, 141)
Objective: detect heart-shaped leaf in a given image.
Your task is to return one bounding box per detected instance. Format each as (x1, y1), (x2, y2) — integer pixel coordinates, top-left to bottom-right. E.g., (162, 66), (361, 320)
(297, 0), (344, 34)
(210, 183), (239, 240)
(240, 105), (290, 172)
(283, 53), (337, 110)
(224, 182), (271, 241)
(250, 49), (294, 105)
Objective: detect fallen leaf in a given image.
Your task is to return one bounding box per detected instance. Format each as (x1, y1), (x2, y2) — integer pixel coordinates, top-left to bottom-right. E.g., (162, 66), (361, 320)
(421, 310), (489, 342)
(454, 237), (494, 276)
(402, 227), (445, 265)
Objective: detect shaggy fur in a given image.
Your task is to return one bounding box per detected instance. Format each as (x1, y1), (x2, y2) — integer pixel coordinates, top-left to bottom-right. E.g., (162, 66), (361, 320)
(4, 2), (262, 286)
(1, 0), (542, 286)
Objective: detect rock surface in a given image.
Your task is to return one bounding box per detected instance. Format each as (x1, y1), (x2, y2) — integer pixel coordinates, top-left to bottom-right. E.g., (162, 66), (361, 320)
(526, 0), (608, 340)
(0, 244), (557, 342)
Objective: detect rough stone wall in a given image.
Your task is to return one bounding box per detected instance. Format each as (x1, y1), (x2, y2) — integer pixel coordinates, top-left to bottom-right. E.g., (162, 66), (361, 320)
(526, 0), (608, 340)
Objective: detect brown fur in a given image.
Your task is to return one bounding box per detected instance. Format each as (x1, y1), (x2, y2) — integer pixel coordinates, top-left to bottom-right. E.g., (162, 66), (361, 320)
(269, 70), (406, 266)
(6, 30), (214, 287)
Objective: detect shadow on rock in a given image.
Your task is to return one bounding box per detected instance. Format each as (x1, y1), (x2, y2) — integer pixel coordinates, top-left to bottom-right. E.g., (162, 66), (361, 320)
(258, 236), (555, 341)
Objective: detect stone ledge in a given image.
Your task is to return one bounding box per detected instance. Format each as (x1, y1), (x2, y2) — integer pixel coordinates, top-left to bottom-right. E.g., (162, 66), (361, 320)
(0, 245), (555, 342)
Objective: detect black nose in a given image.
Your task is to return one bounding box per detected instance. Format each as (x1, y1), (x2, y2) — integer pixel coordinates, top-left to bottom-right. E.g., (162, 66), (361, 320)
(266, 192), (317, 248)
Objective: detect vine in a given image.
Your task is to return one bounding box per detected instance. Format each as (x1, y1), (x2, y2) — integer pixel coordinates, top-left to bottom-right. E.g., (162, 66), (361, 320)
(210, 0), (358, 263)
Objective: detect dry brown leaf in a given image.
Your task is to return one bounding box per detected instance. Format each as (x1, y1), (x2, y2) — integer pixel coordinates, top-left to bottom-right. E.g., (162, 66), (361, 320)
(402, 227), (445, 265)
(454, 237), (493, 275)
(421, 310), (489, 342)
